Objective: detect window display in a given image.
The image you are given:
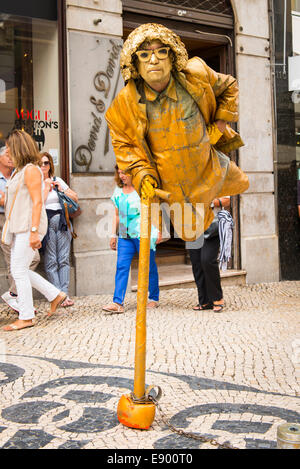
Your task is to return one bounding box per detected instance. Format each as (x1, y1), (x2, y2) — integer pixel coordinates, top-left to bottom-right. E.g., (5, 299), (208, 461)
(0, 14), (60, 170)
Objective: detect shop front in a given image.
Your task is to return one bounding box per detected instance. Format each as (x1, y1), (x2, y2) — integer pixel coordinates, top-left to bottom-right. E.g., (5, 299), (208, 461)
(0, 0), (70, 292)
(120, 0), (280, 286)
(0, 1), (282, 296)
(0, 1), (66, 174)
(272, 0), (300, 280)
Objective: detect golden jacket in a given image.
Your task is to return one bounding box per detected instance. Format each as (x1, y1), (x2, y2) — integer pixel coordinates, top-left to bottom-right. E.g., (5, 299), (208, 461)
(106, 57), (249, 240)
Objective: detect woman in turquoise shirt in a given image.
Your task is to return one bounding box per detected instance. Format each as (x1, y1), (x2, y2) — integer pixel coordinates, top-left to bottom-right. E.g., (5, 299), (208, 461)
(102, 166), (161, 313)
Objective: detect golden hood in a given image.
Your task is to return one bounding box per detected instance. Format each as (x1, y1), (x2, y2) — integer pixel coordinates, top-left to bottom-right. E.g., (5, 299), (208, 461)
(120, 23), (188, 81)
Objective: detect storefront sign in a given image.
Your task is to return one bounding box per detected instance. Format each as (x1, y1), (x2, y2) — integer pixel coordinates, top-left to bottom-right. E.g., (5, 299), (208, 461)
(13, 109), (59, 151)
(69, 33), (123, 173)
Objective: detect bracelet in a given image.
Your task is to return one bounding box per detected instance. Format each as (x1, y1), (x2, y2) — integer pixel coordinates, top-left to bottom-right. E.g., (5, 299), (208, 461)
(110, 234), (117, 238)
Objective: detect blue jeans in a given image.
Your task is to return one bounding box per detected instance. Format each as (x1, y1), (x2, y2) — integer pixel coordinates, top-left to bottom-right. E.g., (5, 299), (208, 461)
(113, 237), (159, 305)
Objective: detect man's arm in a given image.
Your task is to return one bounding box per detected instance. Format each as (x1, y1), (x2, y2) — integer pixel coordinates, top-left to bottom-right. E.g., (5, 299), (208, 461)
(110, 207), (119, 251)
(25, 165), (43, 250)
(106, 93), (160, 195)
(213, 196), (230, 209)
(0, 190), (5, 207)
(186, 58), (239, 145)
(215, 120), (227, 133)
(204, 61), (240, 123)
(202, 59), (240, 145)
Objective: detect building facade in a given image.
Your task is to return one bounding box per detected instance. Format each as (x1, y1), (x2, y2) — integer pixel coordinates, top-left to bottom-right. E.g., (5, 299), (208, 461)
(0, 0), (298, 296)
(272, 0), (300, 280)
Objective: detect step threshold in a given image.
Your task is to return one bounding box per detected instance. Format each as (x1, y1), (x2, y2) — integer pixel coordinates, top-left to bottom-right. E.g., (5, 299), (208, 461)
(131, 264), (247, 291)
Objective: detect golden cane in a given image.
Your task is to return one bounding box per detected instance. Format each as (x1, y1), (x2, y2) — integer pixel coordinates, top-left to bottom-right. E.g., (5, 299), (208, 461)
(133, 196), (151, 399)
(117, 188), (170, 429)
(134, 188), (171, 399)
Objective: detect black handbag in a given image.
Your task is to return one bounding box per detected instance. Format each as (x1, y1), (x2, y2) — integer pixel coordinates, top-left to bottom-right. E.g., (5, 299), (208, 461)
(53, 178), (80, 239)
(204, 217), (219, 239)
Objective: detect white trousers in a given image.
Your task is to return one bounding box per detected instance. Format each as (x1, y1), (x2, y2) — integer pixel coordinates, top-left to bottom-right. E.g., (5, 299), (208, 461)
(11, 231), (60, 320)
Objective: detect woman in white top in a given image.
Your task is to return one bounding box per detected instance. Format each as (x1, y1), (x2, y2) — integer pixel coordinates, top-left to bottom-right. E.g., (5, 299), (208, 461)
(2, 130), (67, 331)
(41, 152), (78, 307)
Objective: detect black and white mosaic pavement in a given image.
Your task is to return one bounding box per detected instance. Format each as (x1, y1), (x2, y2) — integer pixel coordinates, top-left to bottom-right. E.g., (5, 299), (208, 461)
(0, 356), (299, 449)
(0, 283), (299, 449)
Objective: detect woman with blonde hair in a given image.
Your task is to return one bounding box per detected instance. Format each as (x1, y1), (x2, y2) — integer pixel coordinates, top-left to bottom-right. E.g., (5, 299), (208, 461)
(2, 130), (66, 331)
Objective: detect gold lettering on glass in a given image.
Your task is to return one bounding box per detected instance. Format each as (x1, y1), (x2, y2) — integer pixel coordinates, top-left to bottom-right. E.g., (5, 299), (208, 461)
(74, 39), (122, 172)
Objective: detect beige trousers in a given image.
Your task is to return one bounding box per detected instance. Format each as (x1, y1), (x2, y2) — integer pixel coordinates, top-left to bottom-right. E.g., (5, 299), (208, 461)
(0, 213), (40, 295)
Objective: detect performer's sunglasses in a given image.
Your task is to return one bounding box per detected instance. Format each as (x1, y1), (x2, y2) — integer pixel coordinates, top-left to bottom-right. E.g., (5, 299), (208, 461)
(135, 47), (170, 62)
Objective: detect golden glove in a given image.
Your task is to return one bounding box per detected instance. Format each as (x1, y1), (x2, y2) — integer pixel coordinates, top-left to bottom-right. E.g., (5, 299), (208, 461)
(140, 175), (158, 201)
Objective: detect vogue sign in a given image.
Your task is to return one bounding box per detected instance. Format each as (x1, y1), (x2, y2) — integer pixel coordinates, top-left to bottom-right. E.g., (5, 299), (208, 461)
(14, 109), (59, 151)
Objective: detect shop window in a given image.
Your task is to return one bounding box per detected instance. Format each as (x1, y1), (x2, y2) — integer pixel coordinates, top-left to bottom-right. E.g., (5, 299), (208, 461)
(0, 14), (61, 173)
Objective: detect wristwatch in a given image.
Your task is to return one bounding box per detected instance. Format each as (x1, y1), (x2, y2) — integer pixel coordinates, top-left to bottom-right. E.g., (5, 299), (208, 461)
(31, 227), (38, 233)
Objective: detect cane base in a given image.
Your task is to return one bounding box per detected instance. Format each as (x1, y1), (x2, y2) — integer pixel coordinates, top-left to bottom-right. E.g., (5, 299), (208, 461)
(117, 394), (156, 429)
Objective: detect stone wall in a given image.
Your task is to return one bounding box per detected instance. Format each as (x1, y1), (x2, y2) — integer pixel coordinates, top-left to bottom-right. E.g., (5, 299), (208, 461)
(231, 0), (280, 283)
(66, 0), (123, 295)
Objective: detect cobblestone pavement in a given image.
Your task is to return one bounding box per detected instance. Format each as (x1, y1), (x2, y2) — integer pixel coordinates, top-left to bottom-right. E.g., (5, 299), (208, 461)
(0, 281), (299, 450)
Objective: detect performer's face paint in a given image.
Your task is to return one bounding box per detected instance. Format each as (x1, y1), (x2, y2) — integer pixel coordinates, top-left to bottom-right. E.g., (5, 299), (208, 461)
(137, 40), (172, 91)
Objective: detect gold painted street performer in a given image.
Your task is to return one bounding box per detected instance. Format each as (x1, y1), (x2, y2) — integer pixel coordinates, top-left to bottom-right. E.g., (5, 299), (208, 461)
(105, 23), (249, 242)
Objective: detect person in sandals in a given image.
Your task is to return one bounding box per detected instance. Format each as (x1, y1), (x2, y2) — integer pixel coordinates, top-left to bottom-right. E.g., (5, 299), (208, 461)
(102, 165), (161, 313)
(41, 152), (78, 308)
(2, 130), (67, 331)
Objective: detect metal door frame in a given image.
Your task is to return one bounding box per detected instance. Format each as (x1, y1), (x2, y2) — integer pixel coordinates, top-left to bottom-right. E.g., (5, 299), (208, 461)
(57, 0), (69, 184)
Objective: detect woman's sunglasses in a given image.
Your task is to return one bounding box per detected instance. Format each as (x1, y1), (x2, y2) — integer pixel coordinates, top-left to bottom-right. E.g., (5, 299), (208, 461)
(41, 161), (50, 166)
(135, 46), (170, 63)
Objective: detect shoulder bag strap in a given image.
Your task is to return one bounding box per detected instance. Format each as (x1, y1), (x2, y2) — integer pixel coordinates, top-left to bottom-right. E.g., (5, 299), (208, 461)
(6, 174), (23, 222)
